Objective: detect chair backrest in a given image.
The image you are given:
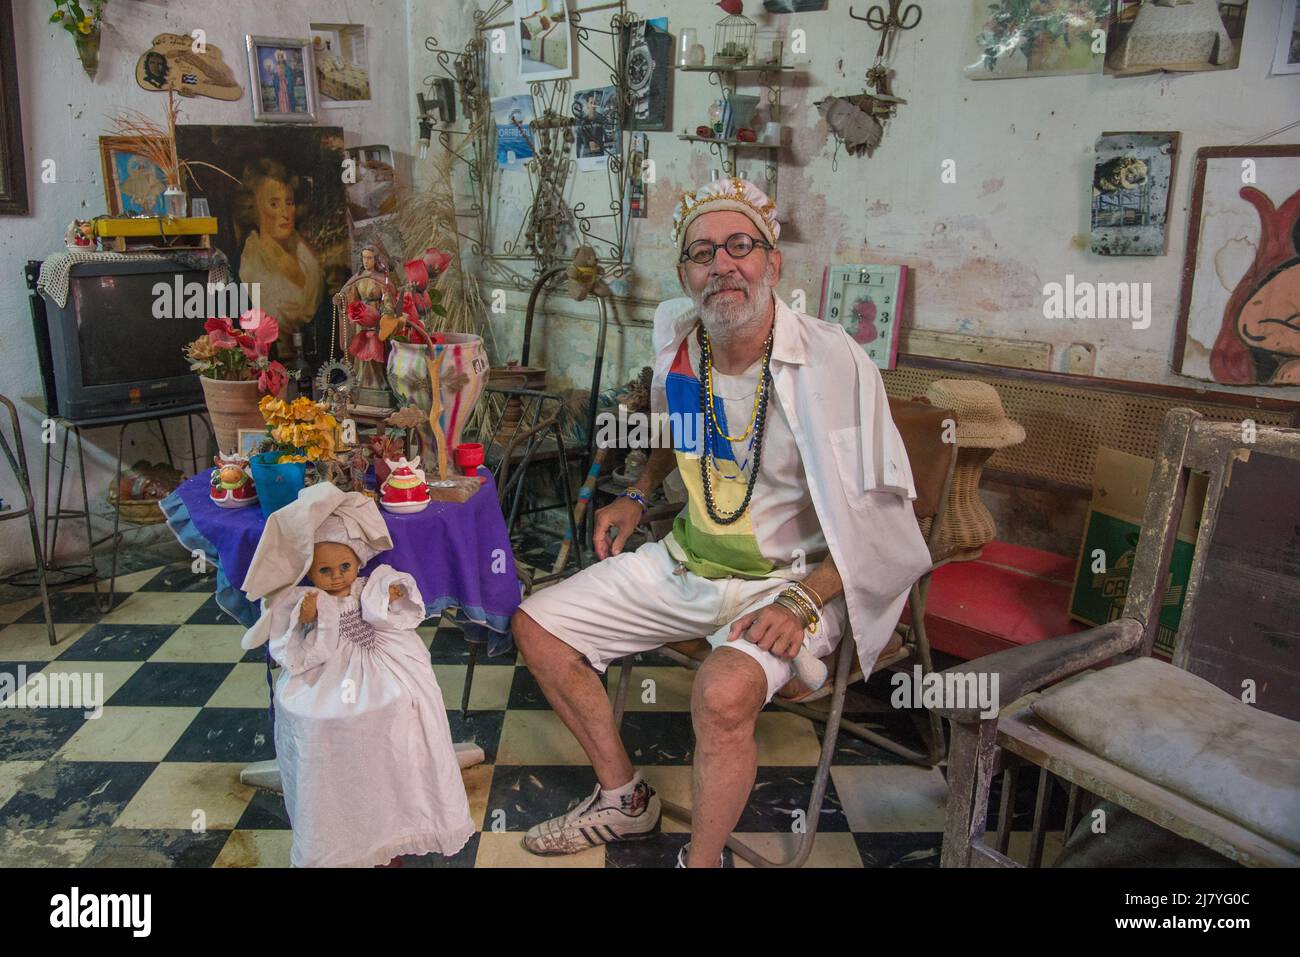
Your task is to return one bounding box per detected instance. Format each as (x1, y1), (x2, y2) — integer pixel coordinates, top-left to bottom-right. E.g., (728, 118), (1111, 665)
(887, 396), (956, 522)
(1122, 408), (1300, 721)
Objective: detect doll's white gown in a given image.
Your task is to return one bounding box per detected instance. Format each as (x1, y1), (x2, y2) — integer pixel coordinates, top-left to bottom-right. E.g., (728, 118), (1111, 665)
(265, 564), (475, 867)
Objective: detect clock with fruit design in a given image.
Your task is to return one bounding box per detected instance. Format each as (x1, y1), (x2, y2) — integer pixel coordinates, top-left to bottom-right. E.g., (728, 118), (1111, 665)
(818, 264), (908, 370)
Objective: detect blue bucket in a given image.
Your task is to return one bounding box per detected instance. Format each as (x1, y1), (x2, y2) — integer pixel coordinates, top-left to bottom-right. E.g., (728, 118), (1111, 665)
(249, 452), (308, 519)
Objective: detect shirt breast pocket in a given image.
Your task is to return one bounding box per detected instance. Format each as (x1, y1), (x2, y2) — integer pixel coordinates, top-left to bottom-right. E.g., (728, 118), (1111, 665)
(828, 426), (875, 511)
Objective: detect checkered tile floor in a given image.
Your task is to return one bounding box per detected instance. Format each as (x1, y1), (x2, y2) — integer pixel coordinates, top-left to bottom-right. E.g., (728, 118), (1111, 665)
(0, 558), (1068, 867)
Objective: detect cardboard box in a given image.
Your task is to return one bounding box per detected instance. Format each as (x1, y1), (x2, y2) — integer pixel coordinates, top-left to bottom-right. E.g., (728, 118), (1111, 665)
(1069, 448), (1208, 657)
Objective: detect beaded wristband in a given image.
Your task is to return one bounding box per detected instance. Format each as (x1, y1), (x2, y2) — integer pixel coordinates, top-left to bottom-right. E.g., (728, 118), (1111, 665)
(620, 487), (650, 510)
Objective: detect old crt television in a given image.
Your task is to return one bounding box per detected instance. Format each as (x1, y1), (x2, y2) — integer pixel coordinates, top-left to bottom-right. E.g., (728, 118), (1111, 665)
(27, 259), (210, 421)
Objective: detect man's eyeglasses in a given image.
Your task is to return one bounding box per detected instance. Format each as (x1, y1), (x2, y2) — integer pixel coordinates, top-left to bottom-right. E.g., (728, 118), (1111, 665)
(679, 233), (773, 266)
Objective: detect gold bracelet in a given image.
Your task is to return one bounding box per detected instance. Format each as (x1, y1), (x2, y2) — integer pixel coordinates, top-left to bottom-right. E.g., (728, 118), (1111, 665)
(798, 580), (825, 609)
(777, 588), (819, 634)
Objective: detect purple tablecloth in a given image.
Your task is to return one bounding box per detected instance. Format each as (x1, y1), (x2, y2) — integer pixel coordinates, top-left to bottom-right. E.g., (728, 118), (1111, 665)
(161, 469), (519, 655)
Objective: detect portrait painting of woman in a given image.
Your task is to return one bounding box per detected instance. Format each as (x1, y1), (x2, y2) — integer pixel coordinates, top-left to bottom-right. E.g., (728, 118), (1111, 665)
(176, 125), (350, 365)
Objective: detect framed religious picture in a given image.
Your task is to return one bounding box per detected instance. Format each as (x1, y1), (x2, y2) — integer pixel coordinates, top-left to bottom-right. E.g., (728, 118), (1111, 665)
(819, 264), (908, 370)
(1173, 145), (1300, 386)
(98, 137), (171, 216)
(1104, 0), (1248, 78)
(246, 35), (318, 123)
(1090, 131), (1179, 256)
(514, 0), (574, 82)
(0, 0), (29, 215)
(621, 18), (673, 131)
(965, 0), (1109, 79)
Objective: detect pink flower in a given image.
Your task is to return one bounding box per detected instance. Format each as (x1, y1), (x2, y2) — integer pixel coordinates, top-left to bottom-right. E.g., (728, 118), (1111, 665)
(204, 317), (238, 350)
(422, 248), (453, 275)
(347, 299), (380, 328)
(258, 361), (287, 397)
(239, 308), (280, 354)
(404, 258), (430, 289)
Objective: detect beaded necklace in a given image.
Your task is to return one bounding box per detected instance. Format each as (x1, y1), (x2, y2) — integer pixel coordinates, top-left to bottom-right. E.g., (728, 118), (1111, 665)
(696, 325), (773, 525)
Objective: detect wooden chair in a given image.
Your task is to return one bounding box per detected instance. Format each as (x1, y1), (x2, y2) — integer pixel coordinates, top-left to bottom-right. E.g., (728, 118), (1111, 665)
(608, 396), (958, 867)
(938, 408), (1300, 868)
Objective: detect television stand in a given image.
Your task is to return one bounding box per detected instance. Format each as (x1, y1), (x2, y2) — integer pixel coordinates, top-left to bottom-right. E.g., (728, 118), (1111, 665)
(26, 398), (213, 617)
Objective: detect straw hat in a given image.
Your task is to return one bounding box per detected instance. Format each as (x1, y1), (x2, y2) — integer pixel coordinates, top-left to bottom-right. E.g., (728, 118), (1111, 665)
(925, 379), (1025, 450)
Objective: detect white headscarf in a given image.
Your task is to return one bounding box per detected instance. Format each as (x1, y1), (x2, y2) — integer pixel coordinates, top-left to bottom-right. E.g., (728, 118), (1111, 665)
(239, 482), (393, 649)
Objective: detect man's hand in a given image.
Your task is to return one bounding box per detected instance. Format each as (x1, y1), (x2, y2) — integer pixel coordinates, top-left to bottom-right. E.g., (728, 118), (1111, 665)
(592, 495), (644, 560)
(299, 591), (318, 624)
(388, 583), (404, 603)
(727, 602), (806, 660)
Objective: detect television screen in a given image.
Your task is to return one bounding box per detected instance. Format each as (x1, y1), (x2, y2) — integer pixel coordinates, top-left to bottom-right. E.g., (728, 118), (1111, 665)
(70, 271), (210, 387)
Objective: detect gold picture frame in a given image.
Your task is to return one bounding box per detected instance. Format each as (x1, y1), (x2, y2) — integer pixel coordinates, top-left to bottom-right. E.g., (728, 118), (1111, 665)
(98, 136), (171, 217)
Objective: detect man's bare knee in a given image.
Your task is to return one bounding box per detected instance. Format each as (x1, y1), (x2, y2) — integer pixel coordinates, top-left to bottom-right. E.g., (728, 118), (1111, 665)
(513, 610), (584, 673)
(692, 649), (766, 738)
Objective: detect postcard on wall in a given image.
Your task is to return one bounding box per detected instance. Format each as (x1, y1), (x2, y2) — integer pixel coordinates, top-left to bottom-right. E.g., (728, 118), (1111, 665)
(1273, 0), (1300, 75)
(514, 0), (574, 82)
(492, 94), (536, 170)
(965, 0), (1109, 79)
(1091, 132), (1178, 256)
(573, 86), (619, 172)
(1174, 146), (1300, 386)
(310, 23), (372, 107)
(622, 18), (672, 131)
(345, 144), (395, 226)
(1104, 0), (1247, 77)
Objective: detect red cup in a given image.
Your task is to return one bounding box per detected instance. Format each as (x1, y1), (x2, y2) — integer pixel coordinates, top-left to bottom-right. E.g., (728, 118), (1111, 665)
(454, 443), (485, 483)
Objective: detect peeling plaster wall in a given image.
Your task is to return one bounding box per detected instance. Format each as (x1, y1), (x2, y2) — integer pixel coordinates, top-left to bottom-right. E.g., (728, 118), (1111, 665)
(412, 0), (1299, 553)
(0, 0), (412, 573)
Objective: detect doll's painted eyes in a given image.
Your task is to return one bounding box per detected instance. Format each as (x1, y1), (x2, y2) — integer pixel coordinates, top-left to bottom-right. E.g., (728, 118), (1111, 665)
(340, 563), (351, 572)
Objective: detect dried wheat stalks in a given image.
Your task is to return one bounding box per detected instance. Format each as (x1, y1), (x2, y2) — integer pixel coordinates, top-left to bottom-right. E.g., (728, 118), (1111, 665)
(106, 91), (236, 191)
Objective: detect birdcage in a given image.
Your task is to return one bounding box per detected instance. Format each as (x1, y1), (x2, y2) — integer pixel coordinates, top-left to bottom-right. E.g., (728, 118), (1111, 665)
(713, 14), (755, 66)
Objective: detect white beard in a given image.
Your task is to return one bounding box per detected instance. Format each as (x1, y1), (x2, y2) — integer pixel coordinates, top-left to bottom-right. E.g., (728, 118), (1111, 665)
(693, 271), (773, 346)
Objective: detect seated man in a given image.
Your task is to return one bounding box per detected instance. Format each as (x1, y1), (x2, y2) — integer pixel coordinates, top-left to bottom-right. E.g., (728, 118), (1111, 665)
(511, 178), (931, 867)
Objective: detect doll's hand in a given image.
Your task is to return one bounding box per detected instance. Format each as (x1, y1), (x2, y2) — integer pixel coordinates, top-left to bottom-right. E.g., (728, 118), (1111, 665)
(300, 591), (319, 624)
(388, 584), (404, 603)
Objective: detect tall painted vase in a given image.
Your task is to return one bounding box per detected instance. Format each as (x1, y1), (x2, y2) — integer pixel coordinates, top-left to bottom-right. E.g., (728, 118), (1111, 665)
(386, 334), (490, 457)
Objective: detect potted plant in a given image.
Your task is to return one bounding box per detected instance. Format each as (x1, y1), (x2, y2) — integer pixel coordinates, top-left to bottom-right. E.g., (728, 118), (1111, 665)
(250, 396), (340, 517)
(185, 309), (288, 453)
(50, 0), (107, 79)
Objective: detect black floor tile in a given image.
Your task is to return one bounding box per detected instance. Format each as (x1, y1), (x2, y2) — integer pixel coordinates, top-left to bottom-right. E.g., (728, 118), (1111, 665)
(0, 660), (47, 686)
(445, 708), (505, 762)
(58, 624), (178, 662)
(107, 662), (236, 708)
(734, 767), (850, 833)
(236, 788), (292, 830)
(506, 664), (606, 710)
(17, 591), (128, 624)
(185, 596), (242, 625)
(483, 764), (601, 829)
(0, 706), (87, 760)
(80, 827), (231, 867)
(816, 711), (927, 766)
(0, 760), (155, 829)
(164, 708), (275, 763)
(138, 564), (219, 594)
(397, 832), (480, 868)
(853, 831), (943, 867)
(616, 710), (696, 765)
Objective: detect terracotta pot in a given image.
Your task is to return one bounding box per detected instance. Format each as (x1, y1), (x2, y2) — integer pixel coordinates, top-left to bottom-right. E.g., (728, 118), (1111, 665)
(200, 377), (264, 455)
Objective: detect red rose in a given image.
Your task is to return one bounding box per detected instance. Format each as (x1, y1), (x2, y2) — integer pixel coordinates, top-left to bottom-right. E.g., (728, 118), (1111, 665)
(404, 259), (430, 289)
(422, 248), (453, 275)
(347, 299), (380, 328)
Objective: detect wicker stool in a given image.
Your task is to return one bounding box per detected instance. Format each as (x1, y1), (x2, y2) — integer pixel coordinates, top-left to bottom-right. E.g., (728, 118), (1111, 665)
(925, 379), (1025, 562)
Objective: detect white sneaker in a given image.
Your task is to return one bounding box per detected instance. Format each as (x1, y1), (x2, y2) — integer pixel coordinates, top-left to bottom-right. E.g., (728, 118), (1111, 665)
(523, 778), (661, 855)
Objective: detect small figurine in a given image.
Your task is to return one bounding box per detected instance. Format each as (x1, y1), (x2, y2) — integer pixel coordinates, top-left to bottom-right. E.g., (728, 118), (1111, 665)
(379, 455), (432, 513)
(65, 219), (96, 252)
(209, 452), (259, 508)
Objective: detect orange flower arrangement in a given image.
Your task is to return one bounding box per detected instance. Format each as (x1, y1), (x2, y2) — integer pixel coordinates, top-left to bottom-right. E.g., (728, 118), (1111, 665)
(259, 396), (339, 463)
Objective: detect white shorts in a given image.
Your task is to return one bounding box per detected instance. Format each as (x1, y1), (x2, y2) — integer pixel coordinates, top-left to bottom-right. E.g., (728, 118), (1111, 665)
(516, 538), (847, 703)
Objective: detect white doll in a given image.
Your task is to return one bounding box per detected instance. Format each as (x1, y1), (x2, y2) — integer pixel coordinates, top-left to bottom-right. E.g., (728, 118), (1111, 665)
(241, 484), (474, 867)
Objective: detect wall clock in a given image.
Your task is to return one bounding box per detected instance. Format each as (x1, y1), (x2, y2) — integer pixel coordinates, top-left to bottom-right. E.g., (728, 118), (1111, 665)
(818, 263), (908, 369)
